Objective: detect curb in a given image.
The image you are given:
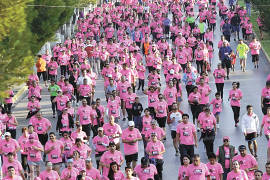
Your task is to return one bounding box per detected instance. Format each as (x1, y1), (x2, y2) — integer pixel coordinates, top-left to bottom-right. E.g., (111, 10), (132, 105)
(261, 45), (270, 63)
(12, 86), (27, 104)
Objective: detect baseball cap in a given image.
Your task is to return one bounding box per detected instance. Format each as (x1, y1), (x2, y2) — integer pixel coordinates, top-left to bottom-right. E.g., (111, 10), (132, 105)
(151, 120), (157, 125)
(67, 159), (73, 163)
(47, 162), (53, 166)
(98, 127), (104, 131)
(85, 158), (92, 162)
(223, 136), (230, 141)
(128, 121), (135, 127)
(238, 145), (246, 151)
(4, 132), (11, 137)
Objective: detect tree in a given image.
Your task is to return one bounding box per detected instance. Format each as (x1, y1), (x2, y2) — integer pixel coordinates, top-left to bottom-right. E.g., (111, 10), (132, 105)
(252, 0), (270, 29)
(0, 0), (35, 100)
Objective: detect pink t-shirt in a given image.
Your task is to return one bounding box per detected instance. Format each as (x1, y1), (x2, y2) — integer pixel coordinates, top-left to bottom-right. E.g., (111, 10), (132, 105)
(176, 122), (196, 145)
(206, 162), (224, 180)
(141, 115), (152, 135)
(186, 163), (210, 180)
(85, 167), (101, 180)
(229, 89), (243, 107)
(39, 170), (60, 180)
(198, 84), (211, 104)
(154, 101), (168, 118)
(262, 173), (270, 180)
(55, 95), (69, 111)
(249, 41), (261, 55)
(45, 140), (64, 163)
(210, 98), (222, 114)
(107, 99), (120, 118)
(147, 91), (159, 107)
(164, 87), (177, 105)
(70, 143), (91, 159)
(60, 168), (79, 180)
(262, 115), (270, 135)
(145, 127), (165, 140)
(59, 137), (74, 156)
(198, 113), (216, 130)
(2, 160), (23, 177)
(100, 150), (123, 176)
(77, 105), (92, 125)
(146, 140), (165, 159)
(92, 135), (109, 154)
(178, 165), (189, 180)
(0, 139), (19, 163)
(25, 140), (43, 162)
(122, 128), (142, 155)
(232, 154), (258, 179)
(134, 164), (157, 180)
(29, 117), (51, 135)
(227, 170), (248, 180)
(124, 93), (136, 109)
(213, 69), (226, 83)
(262, 87), (270, 104)
(103, 123), (122, 144)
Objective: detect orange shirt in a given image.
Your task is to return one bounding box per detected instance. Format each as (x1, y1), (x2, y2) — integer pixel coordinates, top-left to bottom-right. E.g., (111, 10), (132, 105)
(36, 58), (46, 72)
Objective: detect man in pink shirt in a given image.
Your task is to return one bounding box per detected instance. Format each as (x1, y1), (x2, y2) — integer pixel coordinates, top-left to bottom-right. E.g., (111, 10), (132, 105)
(134, 157), (158, 180)
(52, 90), (69, 117)
(117, 76), (131, 121)
(125, 87), (137, 121)
(232, 145), (258, 179)
(103, 116), (122, 149)
(154, 94), (168, 131)
(76, 99), (92, 141)
(60, 159), (79, 180)
(25, 134), (44, 179)
(39, 161), (60, 180)
(99, 141), (124, 177)
(145, 120), (165, 141)
(0, 132), (20, 163)
(85, 158), (101, 180)
(92, 127), (109, 168)
(262, 162), (270, 179)
(122, 121), (142, 169)
(44, 132), (64, 175)
(146, 132), (165, 180)
(3, 166), (23, 180)
(2, 152), (25, 180)
(29, 111), (51, 149)
(176, 113), (198, 164)
(185, 154), (210, 180)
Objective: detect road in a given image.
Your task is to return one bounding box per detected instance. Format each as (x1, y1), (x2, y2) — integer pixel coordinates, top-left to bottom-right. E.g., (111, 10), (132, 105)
(12, 4), (270, 180)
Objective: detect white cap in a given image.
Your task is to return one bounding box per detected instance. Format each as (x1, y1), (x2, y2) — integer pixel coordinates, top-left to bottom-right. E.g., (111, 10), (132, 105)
(128, 121), (135, 127)
(169, 69), (175, 74)
(4, 132), (11, 137)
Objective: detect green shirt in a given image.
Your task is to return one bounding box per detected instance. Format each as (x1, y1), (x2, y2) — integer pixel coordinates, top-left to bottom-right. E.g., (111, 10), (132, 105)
(48, 85), (60, 97)
(237, 43), (249, 57)
(198, 22), (206, 33)
(186, 16), (195, 24)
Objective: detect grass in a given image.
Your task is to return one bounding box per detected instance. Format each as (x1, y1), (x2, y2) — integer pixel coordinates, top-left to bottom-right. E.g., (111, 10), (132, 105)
(237, 0), (270, 58)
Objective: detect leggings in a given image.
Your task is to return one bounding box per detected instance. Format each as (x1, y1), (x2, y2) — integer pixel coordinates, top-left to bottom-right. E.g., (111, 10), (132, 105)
(231, 106), (240, 124)
(190, 104), (201, 124)
(60, 65), (68, 76)
(138, 79), (145, 91)
(126, 108), (133, 121)
(196, 60), (204, 74)
(21, 154), (29, 172)
(215, 83), (224, 99)
(50, 96), (57, 114)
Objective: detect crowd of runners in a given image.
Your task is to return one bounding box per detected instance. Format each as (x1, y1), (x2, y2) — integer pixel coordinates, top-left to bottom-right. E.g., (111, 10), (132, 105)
(1, 0), (270, 179)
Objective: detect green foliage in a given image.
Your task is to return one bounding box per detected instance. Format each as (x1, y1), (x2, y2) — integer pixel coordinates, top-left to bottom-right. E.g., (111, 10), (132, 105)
(251, 0), (270, 29)
(0, 0), (35, 99)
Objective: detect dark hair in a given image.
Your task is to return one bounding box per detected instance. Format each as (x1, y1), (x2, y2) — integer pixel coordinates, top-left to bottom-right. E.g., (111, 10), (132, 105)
(266, 81), (270, 86)
(7, 166), (15, 170)
(254, 170), (263, 176)
(232, 81), (240, 88)
(266, 161), (270, 166)
(215, 92), (221, 96)
(182, 113), (189, 118)
(193, 154), (200, 159)
(108, 162), (118, 180)
(246, 105), (253, 110)
(49, 132), (55, 136)
(208, 152), (217, 159)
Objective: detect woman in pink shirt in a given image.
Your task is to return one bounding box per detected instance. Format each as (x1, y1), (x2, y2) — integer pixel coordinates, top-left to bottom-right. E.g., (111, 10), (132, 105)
(178, 155), (191, 180)
(136, 61), (146, 91)
(56, 108), (74, 134)
(125, 87), (137, 121)
(188, 86), (202, 126)
(206, 153), (224, 180)
(39, 162), (60, 180)
(47, 57), (58, 81)
(229, 82), (243, 127)
(227, 160), (248, 180)
(107, 162), (125, 180)
(146, 132), (165, 179)
(4, 89), (14, 112)
(260, 107), (270, 141)
(144, 86), (160, 117)
(249, 37), (261, 69)
(26, 96), (41, 119)
(213, 63), (226, 99)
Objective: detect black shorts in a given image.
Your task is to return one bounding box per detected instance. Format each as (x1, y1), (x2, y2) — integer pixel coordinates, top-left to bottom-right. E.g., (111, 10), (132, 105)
(37, 71), (47, 81)
(252, 54), (259, 62)
(222, 60), (231, 69)
(125, 153), (138, 163)
(171, 130), (176, 139)
(245, 132), (257, 141)
(156, 116), (167, 128)
(82, 124), (91, 136)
